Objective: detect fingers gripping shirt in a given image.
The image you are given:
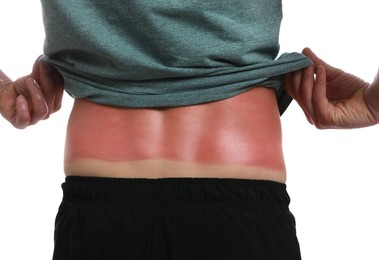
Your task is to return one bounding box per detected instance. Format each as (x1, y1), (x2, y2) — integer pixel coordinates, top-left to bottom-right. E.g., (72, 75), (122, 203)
(40, 0), (312, 114)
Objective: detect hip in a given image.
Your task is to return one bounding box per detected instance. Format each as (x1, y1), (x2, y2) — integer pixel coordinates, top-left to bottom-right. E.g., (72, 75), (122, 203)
(53, 176), (300, 260)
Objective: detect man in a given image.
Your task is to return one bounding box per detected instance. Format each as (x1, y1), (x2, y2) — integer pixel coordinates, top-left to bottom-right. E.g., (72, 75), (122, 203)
(1, 1), (378, 259)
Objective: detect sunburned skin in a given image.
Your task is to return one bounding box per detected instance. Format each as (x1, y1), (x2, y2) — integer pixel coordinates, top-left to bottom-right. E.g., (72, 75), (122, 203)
(64, 87), (287, 183)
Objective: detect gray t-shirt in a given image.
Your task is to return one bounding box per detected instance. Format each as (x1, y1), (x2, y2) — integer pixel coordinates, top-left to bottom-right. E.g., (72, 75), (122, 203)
(40, 0), (312, 114)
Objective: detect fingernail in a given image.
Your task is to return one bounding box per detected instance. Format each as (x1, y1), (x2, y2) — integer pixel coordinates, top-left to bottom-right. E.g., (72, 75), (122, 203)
(316, 66), (322, 75)
(17, 95), (27, 110)
(26, 78), (39, 88)
(32, 79), (40, 87)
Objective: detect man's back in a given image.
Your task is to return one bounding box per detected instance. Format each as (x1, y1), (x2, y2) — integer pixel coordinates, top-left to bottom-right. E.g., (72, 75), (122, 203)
(64, 87), (287, 182)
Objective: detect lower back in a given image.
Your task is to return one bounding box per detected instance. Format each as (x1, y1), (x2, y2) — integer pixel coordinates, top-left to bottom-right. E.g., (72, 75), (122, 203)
(64, 87), (287, 183)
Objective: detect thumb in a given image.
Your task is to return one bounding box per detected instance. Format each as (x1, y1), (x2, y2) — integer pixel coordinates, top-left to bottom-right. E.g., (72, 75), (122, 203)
(30, 55), (43, 84)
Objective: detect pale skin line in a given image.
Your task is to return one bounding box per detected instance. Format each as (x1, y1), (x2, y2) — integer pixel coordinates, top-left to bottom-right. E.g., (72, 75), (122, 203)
(64, 159), (287, 183)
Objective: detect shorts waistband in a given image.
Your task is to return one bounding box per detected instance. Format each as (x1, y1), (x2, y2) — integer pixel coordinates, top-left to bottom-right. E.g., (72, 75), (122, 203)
(62, 176), (290, 208)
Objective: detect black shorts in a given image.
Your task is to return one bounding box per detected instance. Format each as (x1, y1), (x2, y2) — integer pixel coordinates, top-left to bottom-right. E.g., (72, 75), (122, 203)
(53, 177), (301, 260)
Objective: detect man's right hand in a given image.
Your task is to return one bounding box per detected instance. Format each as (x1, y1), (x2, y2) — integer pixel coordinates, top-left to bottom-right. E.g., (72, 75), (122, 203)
(0, 57), (64, 129)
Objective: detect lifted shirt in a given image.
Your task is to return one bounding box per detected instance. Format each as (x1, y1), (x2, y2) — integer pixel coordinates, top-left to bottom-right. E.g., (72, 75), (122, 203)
(40, 0), (312, 114)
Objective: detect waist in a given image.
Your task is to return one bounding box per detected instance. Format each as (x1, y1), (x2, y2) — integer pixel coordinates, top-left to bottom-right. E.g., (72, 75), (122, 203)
(61, 176), (290, 207)
(64, 87), (286, 182)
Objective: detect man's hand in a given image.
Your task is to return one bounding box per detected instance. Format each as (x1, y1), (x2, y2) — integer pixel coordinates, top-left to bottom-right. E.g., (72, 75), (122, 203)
(285, 48), (379, 129)
(0, 57), (64, 129)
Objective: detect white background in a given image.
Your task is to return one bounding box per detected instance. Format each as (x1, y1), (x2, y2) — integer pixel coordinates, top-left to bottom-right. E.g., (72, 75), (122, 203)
(0, 0), (378, 259)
